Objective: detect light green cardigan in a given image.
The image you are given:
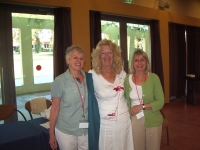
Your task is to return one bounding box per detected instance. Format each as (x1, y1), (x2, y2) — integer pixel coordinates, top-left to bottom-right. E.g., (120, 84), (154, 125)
(124, 73), (164, 128)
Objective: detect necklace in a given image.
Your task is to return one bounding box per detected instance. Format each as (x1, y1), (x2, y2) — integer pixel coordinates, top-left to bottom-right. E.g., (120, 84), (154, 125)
(73, 72), (82, 83)
(76, 77), (81, 83)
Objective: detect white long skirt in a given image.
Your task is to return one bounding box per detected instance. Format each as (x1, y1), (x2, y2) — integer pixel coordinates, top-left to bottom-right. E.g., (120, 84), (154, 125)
(99, 112), (134, 150)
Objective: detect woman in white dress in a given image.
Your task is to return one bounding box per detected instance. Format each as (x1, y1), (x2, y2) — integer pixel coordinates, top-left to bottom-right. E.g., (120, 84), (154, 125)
(89, 39), (134, 150)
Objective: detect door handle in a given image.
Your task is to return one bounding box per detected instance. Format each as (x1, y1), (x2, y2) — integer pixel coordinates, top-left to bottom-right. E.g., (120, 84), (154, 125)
(1, 67), (6, 104)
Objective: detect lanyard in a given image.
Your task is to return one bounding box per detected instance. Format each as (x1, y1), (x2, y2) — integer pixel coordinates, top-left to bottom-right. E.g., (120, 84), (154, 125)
(73, 77), (86, 116)
(134, 74), (146, 104)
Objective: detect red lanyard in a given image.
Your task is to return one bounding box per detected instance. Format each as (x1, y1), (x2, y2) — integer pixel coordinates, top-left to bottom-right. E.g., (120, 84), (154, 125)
(134, 74), (146, 104)
(73, 78), (86, 112)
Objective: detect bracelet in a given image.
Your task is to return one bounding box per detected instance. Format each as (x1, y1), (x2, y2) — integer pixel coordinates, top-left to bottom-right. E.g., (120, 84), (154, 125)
(142, 104), (145, 110)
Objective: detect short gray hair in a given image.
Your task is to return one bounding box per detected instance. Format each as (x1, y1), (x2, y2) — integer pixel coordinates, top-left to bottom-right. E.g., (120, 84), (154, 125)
(65, 45), (85, 59)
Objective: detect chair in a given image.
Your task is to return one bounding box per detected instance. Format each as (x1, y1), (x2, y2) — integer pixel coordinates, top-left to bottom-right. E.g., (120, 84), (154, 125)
(25, 97), (52, 119)
(161, 110), (169, 145)
(0, 104), (27, 121)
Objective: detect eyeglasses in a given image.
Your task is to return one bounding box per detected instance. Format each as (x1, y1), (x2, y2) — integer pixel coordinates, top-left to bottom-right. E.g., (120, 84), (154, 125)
(101, 51), (113, 55)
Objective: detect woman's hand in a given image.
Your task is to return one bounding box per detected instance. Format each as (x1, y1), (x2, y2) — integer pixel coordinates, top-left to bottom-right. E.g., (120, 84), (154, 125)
(130, 105), (142, 116)
(49, 134), (58, 150)
(49, 97), (60, 150)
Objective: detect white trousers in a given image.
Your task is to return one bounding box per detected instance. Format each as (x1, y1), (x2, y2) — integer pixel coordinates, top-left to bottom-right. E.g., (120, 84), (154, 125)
(55, 128), (88, 150)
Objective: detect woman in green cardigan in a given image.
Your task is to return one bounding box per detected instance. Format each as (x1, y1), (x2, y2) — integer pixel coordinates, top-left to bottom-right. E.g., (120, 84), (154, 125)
(124, 50), (164, 150)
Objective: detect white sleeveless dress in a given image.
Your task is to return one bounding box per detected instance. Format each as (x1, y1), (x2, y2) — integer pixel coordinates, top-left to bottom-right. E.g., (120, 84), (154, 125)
(89, 69), (134, 150)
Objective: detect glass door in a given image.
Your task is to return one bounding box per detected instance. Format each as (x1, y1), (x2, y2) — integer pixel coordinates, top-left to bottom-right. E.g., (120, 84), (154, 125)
(12, 13), (54, 120)
(0, 3), (54, 123)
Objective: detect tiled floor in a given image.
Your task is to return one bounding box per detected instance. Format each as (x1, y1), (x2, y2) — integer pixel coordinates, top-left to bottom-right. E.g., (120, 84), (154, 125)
(160, 97), (200, 150)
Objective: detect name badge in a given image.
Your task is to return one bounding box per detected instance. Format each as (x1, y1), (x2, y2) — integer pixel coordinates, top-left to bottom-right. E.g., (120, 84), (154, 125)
(79, 122), (89, 128)
(136, 111), (144, 119)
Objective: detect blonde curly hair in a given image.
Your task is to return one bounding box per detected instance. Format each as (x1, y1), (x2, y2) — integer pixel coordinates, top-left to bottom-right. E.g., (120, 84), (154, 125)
(91, 39), (123, 74)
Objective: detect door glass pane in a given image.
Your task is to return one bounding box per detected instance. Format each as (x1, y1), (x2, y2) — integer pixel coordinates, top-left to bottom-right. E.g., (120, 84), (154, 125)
(13, 28), (23, 86)
(12, 13), (54, 120)
(101, 21), (120, 46)
(32, 29), (54, 84)
(127, 23), (150, 71)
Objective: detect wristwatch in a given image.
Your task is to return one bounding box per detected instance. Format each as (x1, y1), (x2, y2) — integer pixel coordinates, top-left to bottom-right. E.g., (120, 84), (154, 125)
(142, 104), (145, 110)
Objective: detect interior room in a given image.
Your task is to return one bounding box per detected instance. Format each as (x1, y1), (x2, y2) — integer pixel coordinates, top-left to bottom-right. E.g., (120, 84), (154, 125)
(0, 0), (200, 149)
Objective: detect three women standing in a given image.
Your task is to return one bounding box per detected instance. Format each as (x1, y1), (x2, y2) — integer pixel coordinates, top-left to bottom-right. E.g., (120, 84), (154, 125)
(49, 41), (164, 150)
